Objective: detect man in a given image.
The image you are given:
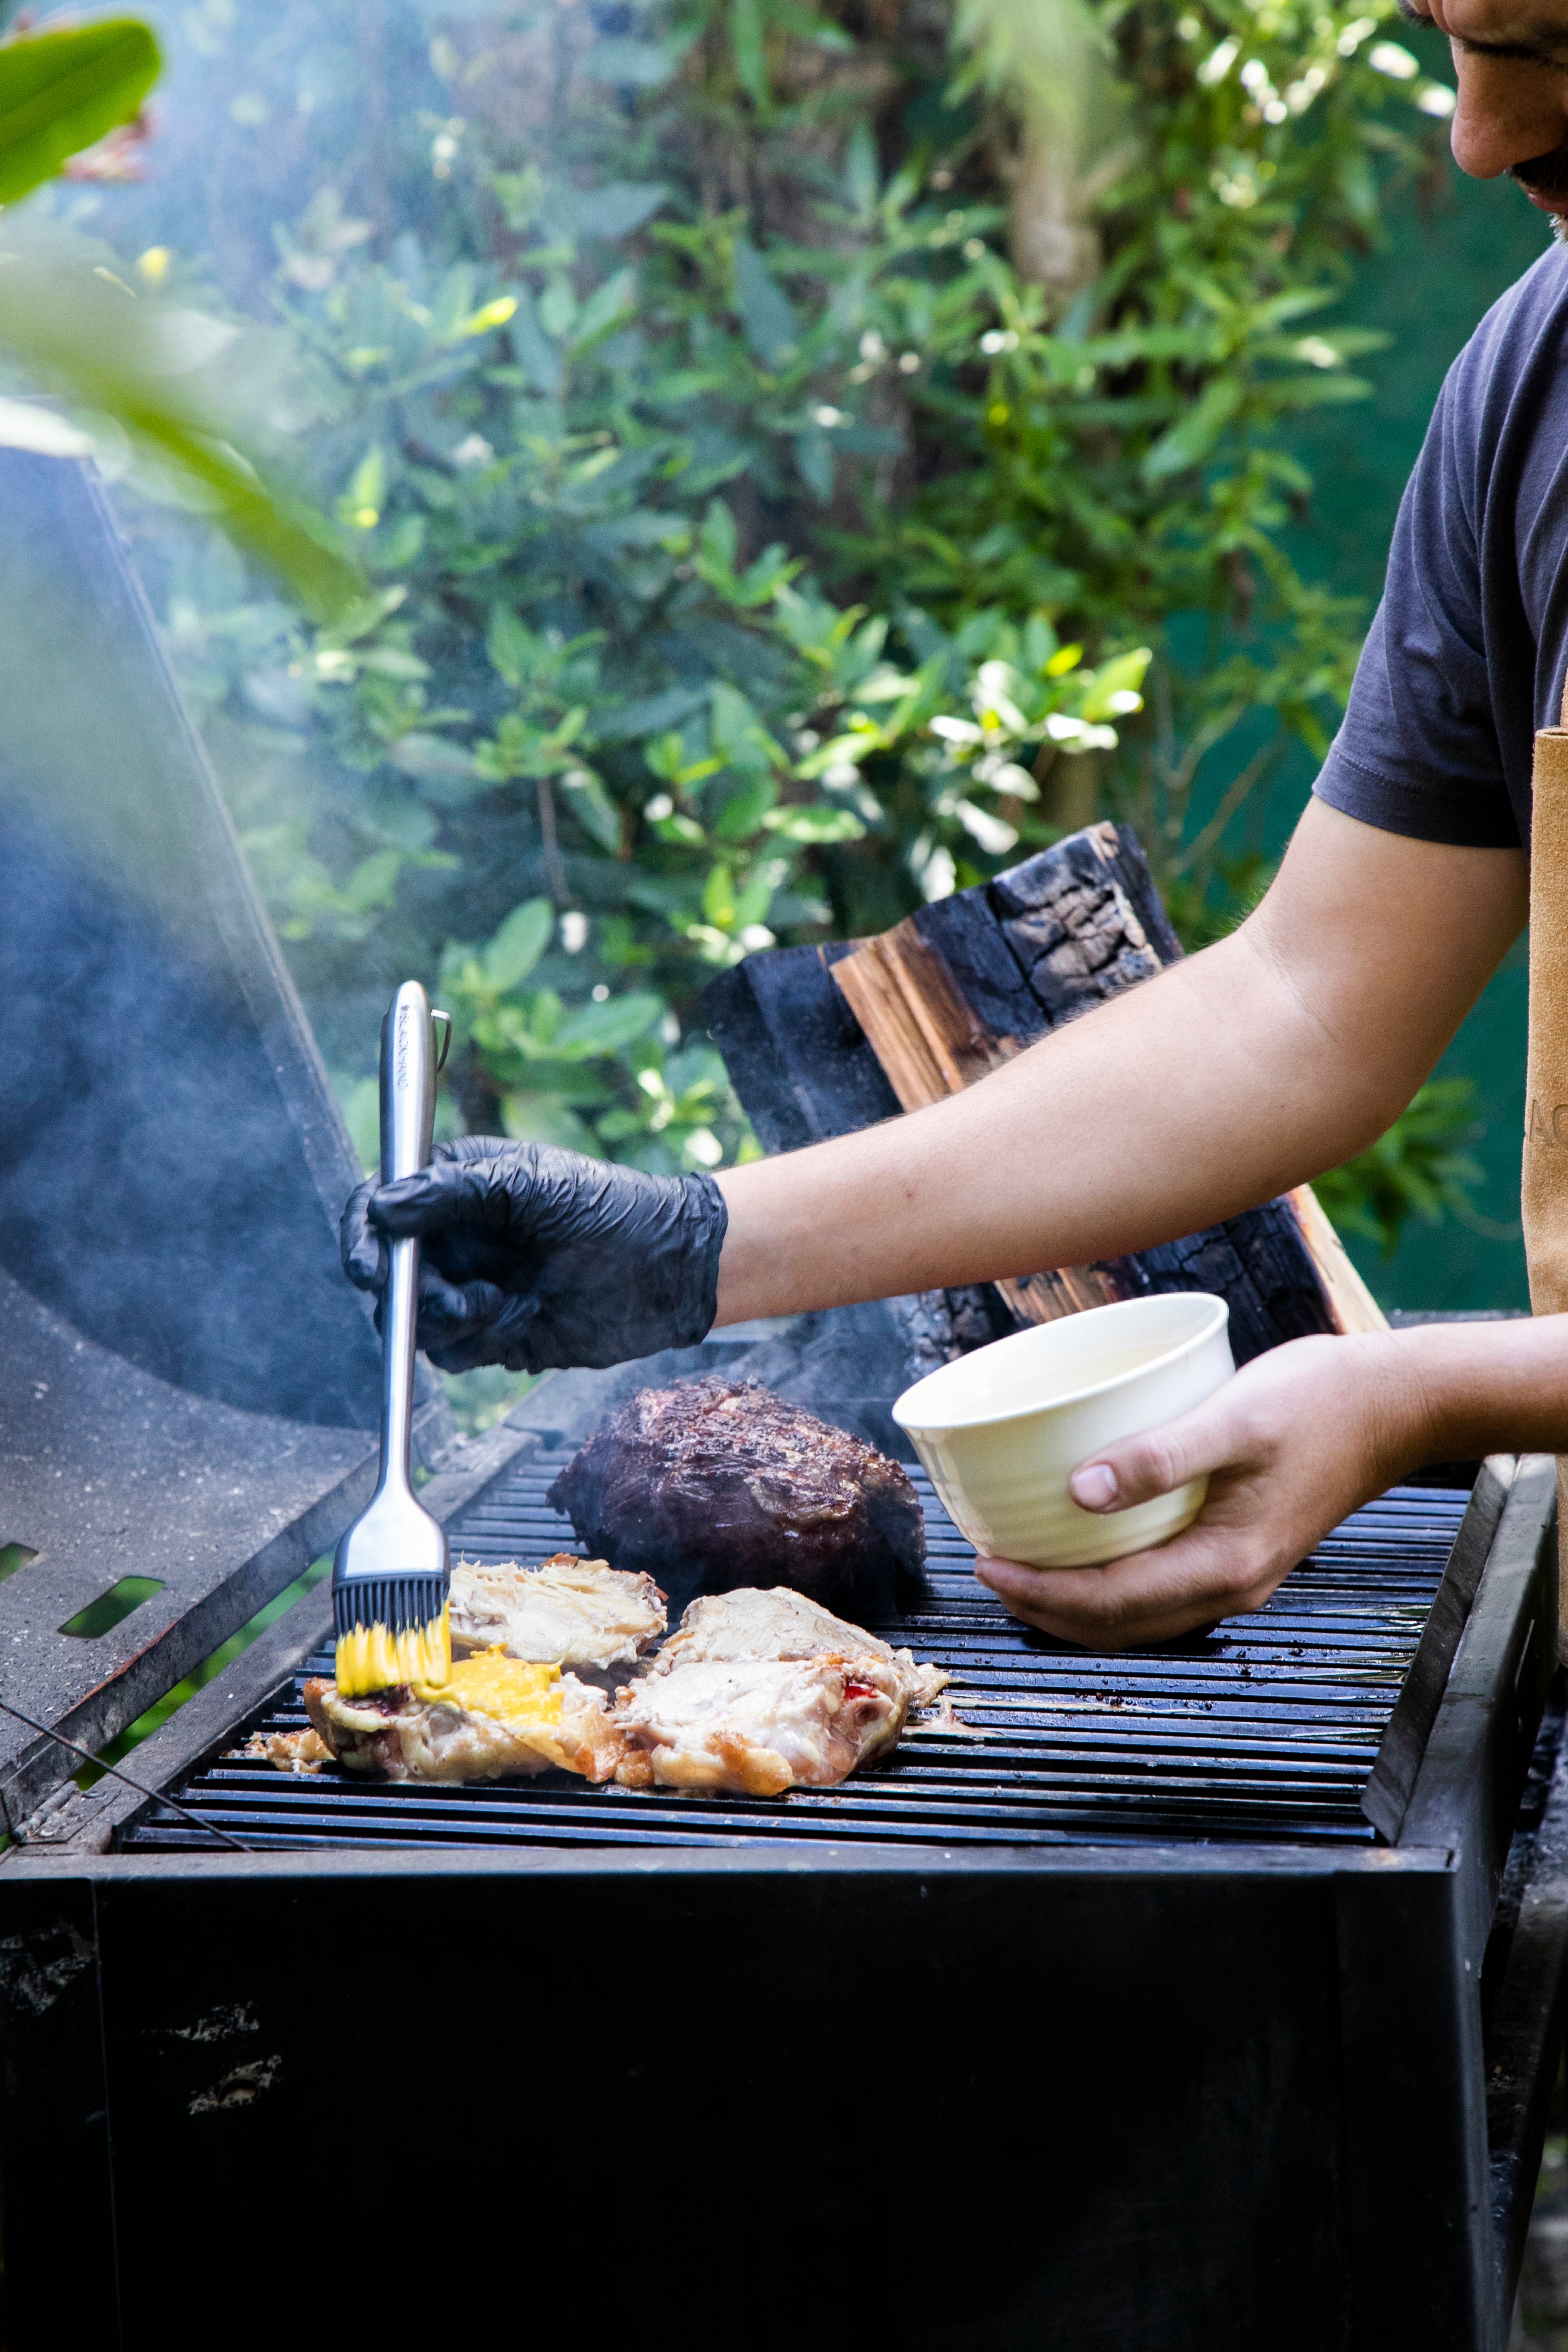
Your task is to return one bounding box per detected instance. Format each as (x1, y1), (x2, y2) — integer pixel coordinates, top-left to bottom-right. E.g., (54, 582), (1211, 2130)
(344, 0), (1568, 1648)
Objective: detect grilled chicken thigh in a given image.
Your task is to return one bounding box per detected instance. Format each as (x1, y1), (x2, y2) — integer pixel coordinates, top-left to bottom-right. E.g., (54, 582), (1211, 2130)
(449, 1553), (665, 1672)
(302, 1659), (622, 1784)
(612, 1650), (915, 1796)
(610, 1586), (953, 1797)
(649, 1586), (950, 1708)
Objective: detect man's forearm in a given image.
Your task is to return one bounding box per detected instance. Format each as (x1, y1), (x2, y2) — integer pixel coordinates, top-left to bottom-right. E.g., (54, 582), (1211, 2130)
(714, 932), (1379, 1320)
(1399, 1315), (1568, 1463)
(712, 803), (1526, 1325)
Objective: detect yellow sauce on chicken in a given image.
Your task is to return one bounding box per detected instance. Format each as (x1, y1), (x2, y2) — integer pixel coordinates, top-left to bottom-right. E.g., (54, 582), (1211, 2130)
(335, 1602), (452, 1699)
(445, 1647), (563, 1725)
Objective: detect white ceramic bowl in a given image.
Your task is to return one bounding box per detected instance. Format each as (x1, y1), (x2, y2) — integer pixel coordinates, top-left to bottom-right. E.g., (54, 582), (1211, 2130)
(891, 1293), (1235, 1570)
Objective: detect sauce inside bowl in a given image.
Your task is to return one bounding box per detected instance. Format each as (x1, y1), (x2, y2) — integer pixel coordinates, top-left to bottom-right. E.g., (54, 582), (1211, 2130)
(959, 1339), (1166, 1414)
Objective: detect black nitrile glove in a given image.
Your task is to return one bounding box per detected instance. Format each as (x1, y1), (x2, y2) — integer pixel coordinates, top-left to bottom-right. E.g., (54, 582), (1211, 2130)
(340, 1135), (729, 1375)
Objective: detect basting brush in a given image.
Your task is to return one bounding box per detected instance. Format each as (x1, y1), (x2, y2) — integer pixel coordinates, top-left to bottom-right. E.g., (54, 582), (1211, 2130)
(332, 979), (454, 1698)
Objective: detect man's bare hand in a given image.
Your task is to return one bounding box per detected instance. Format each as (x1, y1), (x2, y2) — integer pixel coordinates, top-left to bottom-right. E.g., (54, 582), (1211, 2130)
(974, 1332), (1432, 1650)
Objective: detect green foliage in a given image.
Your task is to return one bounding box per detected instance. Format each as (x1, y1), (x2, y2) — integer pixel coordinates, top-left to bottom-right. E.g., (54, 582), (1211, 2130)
(1314, 1080), (1486, 1258)
(89, 0), (1453, 1204)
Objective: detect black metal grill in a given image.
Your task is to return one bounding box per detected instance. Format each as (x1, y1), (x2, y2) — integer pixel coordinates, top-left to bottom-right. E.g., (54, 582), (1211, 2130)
(122, 1452), (1468, 1853)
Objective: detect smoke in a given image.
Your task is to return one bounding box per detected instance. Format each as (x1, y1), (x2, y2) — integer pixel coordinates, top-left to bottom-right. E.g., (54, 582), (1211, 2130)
(0, 445), (383, 1427)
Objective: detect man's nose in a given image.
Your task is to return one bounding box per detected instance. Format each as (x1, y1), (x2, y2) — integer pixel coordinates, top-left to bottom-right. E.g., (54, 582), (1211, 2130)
(1450, 47), (1568, 176)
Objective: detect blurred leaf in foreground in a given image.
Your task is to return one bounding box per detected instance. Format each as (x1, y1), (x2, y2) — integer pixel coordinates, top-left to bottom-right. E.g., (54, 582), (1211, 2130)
(0, 19), (358, 620)
(0, 19), (159, 203)
(0, 229), (361, 619)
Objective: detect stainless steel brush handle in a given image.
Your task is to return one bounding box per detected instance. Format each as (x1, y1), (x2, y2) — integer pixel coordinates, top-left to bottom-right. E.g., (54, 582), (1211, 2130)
(333, 978), (450, 1685)
(378, 979), (439, 1498)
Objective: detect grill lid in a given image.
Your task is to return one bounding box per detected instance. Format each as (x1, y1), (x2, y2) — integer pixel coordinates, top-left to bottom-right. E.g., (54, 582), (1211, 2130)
(0, 450), (451, 1825)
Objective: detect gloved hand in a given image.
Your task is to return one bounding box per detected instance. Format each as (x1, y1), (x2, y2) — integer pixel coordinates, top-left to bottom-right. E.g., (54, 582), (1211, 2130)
(340, 1135), (729, 1374)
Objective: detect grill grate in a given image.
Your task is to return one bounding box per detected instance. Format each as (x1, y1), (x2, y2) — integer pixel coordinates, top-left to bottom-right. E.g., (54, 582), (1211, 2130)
(122, 1454), (1469, 1854)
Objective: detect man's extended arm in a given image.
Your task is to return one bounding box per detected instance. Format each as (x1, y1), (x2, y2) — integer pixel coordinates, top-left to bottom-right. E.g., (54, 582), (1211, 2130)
(712, 796), (1529, 1322)
(352, 794), (1536, 1647)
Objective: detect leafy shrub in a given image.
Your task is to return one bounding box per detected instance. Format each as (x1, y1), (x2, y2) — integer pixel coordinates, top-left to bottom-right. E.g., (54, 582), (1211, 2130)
(61, 0), (1462, 1241)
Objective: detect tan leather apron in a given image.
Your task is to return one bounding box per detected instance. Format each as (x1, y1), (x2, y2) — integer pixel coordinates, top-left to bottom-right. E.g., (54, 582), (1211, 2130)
(1521, 681), (1568, 1655)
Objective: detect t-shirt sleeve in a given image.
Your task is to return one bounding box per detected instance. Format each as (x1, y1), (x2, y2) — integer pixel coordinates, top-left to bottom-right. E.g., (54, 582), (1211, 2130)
(1312, 371), (1520, 850)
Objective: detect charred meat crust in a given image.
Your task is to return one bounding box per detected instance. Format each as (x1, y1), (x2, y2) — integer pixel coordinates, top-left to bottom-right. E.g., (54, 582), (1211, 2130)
(546, 1376), (926, 1616)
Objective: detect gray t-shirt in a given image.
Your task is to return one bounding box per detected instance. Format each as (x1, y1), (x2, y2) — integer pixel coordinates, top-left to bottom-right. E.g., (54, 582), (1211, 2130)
(1314, 242), (1568, 851)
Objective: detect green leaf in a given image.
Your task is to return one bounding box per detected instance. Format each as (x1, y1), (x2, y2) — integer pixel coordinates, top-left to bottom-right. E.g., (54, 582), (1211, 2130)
(485, 898), (555, 992)
(572, 266), (637, 347)
(713, 773), (778, 839)
(710, 678), (787, 771)
(845, 121), (878, 217)
(506, 290), (562, 396)
(763, 803), (866, 842)
(552, 992), (664, 1055)
(539, 279), (577, 340)
(795, 428), (835, 502)
(560, 766), (623, 852)
(1142, 377), (1245, 484)
(500, 1092), (600, 1152)
(696, 498), (739, 590)
(487, 604), (532, 689)
(0, 240), (360, 620)
(0, 20), (160, 204)
(389, 734), (480, 786)
(733, 239), (797, 365)
(732, 0), (768, 108)
(1264, 372), (1375, 410)
(574, 180), (669, 241)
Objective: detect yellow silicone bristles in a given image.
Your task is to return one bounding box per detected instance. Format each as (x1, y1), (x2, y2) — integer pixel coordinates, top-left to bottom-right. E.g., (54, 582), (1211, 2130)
(334, 1601), (451, 1700)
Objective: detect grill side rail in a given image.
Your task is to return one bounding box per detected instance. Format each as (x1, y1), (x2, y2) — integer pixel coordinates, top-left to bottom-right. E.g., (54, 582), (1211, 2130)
(1331, 1452), (1560, 2352)
(1398, 1454), (1561, 1957)
(1362, 1455), (1514, 1842)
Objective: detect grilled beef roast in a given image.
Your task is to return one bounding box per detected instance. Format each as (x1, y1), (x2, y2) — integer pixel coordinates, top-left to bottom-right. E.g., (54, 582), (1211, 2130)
(546, 1377), (926, 1615)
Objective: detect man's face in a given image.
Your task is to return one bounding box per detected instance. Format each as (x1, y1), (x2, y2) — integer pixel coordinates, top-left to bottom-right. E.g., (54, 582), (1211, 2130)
(1408, 0), (1568, 214)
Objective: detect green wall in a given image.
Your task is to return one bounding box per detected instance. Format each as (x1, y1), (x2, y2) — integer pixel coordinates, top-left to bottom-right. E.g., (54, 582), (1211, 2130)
(1288, 163), (1552, 1311)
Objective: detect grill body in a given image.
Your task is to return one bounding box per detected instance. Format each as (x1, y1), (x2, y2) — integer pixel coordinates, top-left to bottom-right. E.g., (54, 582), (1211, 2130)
(0, 1443), (1561, 2352)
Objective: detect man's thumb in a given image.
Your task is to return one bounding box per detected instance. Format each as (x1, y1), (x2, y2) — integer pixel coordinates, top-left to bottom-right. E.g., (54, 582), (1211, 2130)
(1069, 1419), (1206, 1515)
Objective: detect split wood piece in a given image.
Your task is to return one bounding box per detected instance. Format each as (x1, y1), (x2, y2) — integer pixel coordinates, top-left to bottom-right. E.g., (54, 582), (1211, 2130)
(829, 826), (1385, 1342)
(1288, 1182), (1387, 1342)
